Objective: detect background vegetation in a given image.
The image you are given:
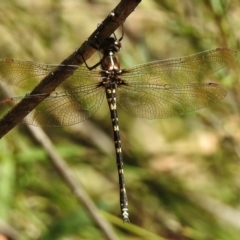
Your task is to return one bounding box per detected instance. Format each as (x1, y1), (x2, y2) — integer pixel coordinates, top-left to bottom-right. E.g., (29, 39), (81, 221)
(0, 0), (239, 239)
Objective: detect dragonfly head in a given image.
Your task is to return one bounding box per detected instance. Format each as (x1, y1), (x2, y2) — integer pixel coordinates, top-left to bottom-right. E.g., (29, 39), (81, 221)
(99, 37), (122, 55)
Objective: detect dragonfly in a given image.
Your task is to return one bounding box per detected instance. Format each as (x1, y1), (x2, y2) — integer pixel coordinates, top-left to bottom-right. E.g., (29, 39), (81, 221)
(0, 31), (237, 222)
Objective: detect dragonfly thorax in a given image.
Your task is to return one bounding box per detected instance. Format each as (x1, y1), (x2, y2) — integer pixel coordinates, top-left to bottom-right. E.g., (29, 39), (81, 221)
(101, 53), (121, 71)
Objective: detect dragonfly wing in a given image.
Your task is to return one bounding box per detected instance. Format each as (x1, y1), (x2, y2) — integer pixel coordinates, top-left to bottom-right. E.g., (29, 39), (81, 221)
(0, 85), (105, 126)
(118, 83), (227, 119)
(118, 47), (234, 119)
(0, 59), (103, 91)
(0, 59), (57, 90)
(0, 59), (105, 126)
(122, 47), (236, 85)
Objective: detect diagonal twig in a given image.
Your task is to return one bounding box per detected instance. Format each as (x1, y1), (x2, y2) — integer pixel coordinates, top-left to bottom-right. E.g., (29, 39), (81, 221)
(0, 0), (142, 138)
(28, 125), (120, 240)
(0, 78), (119, 240)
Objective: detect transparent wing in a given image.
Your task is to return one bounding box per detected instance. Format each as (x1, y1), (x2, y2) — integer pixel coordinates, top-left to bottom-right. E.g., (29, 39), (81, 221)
(118, 83), (227, 119)
(0, 59), (105, 126)
(118, 47), (236, 118)
(0, 58), (102, 90)
(0, 86), (105, 127)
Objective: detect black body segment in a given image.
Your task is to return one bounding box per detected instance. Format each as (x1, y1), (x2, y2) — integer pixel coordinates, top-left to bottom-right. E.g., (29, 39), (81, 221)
(105, 86), (129, 222)
(0, 34), (236, 221)
(98, 36), (130, 221)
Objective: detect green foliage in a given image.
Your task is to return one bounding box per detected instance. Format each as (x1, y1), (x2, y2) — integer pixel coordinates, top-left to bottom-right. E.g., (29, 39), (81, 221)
(0, 0), (240, 239)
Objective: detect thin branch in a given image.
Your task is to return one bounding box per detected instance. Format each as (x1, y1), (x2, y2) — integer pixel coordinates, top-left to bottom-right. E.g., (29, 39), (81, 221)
(0, 80), (119, 240)
(0, 0), (141, 137)
(28, 125), (119, 240)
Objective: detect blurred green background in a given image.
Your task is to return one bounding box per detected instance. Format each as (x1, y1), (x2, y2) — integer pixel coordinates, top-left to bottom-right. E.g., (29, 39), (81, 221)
(0, 0), (240, 239)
